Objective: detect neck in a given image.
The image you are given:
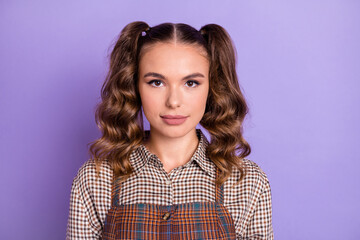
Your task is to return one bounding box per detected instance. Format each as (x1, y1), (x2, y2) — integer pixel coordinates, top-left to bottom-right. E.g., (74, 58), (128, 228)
(143, 128), (199, 173)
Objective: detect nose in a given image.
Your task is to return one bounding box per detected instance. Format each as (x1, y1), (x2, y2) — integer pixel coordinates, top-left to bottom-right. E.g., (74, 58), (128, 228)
(165, 86), (182, 108)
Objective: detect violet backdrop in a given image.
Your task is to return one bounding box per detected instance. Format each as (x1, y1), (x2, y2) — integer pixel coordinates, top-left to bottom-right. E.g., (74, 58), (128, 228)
(0, 0), (359, 239)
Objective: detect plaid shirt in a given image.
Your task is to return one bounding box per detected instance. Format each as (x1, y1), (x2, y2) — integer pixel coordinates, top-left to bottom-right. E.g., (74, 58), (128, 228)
(66, 129), (273, 239)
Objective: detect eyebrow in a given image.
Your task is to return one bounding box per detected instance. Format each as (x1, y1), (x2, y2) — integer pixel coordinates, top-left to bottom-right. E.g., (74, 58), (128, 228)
(143, 72), (205, 80)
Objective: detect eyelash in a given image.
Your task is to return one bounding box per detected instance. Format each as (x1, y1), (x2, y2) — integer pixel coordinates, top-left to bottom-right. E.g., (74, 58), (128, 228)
(147, 80), (200, 88)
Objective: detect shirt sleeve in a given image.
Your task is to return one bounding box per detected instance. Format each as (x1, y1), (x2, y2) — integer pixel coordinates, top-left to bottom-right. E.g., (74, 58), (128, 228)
(66, 175), (103, 239)
(243, 177), (274, 239)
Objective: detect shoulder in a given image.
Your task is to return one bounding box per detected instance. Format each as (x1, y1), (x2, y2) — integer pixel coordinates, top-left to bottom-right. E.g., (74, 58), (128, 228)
(241, 158), (270, 186)
(72, 159), (113, 198)
(226, 158), (271, 196)
(74, 158), (113, 182)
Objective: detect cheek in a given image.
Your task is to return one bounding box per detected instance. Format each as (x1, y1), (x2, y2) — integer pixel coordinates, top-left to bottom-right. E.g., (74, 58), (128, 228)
(140, 90), (160, 115)
(187, 89), (209, 111)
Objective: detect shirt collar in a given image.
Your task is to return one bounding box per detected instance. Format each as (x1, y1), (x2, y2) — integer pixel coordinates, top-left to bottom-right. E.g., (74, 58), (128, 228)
(129, 128), (216, 178)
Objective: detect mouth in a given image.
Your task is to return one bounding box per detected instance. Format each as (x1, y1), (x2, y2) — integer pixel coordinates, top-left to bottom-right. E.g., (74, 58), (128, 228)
(161, 115), (188, 119)
(161, 115), (188, 125)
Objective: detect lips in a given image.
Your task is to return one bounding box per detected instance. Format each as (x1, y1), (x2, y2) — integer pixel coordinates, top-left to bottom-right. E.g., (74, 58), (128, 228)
(161, 115), (187, 119)
(161, 115), (188, 125)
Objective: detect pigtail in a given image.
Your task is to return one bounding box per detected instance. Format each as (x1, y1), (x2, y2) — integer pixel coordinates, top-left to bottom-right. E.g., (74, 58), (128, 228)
(106, 21), (150, 93)
(90, 21), (151, 180)
(199, 24), (250, 186)
(199, 25), (237, 83)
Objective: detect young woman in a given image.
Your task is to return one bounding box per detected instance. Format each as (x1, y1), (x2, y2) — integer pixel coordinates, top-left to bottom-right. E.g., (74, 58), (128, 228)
(67, 21), (273, 239)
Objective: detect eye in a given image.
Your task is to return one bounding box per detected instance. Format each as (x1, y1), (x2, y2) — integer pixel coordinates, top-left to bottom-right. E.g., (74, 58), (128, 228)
(185, 80), (200, 88)
(147, 80), (164, 87)
(146, 80), (200, 88)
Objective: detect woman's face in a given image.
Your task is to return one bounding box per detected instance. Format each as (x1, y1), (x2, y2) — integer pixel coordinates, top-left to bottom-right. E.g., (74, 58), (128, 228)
(138, 42), (209, 139)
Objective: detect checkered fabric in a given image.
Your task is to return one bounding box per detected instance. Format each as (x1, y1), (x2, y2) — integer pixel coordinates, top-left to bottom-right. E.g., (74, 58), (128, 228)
(102, 168), (236, 239)
(66, 129), (273, 239)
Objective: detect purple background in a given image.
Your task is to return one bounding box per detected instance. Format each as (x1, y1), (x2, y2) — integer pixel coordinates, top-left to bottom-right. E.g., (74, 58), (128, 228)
(1, 1), (359, 239)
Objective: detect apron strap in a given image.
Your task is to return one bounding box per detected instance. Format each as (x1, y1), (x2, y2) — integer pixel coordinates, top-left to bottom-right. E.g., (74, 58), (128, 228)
(215, 167), (224, 204)
(110, 173), (121, 207)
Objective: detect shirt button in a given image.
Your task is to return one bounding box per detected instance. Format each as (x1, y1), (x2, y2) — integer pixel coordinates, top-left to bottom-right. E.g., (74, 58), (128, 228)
(162, 212), (171, 220)
(166, 180), (172, 185)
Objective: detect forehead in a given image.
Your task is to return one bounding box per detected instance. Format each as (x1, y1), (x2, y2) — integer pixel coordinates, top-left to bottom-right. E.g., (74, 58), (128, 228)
(138, 42), (209, 75)
(140, 42), (208, 59)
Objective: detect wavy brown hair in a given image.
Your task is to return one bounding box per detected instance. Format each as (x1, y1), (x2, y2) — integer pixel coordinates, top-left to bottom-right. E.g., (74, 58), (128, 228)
(88, 21), (251, 186)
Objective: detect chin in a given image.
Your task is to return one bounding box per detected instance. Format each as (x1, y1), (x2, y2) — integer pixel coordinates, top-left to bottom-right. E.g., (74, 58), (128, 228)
(152, 125), (191, 135)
